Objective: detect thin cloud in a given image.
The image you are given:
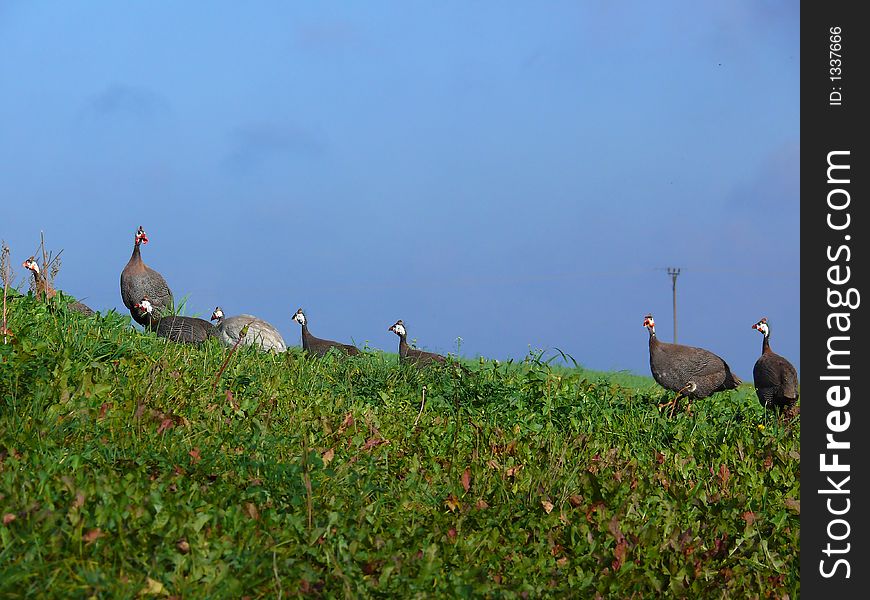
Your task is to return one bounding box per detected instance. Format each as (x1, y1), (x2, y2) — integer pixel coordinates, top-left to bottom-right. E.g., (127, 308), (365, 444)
(79, 84), (171, 121)
(222, 122), (327, 172)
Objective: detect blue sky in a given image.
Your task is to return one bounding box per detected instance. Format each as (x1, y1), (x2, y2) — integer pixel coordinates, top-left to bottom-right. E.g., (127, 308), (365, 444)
(0, 1), (799, 378)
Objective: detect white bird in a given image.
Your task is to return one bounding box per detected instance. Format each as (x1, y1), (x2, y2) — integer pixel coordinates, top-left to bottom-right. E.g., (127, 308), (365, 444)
(210, 307), (287, 352)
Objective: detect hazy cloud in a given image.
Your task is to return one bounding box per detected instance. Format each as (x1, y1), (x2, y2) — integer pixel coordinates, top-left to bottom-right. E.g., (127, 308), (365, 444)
(222, 122), (327, 172)
(79, 84), (171, 122)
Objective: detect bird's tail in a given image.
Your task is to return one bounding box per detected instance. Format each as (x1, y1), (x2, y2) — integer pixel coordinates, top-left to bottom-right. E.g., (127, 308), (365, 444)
(728, 371), (742, 388)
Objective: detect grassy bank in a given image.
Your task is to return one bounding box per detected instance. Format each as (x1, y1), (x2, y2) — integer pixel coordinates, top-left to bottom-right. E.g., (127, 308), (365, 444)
(0, 295), (799, 598)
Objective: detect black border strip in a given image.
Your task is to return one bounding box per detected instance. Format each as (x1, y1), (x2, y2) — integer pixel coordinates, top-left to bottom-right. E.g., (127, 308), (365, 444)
(801, 3), (868, 596)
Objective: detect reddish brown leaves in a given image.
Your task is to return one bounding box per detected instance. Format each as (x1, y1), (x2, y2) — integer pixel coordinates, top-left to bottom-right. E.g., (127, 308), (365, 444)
(717, 463), (731, 490)
(612, 539), (628, 571)
(156, 418), (174, 435)
(361, 438), (389, 452)
(83, 528), (105, 544)
(607, 514), (629, 570)
(177, 539), (190, 554)
(585, 501), (605, 522)
(475, 498), (489, 510)
(245, 502), (260, 521)
(784, 498), (800, 514)
(98, 402), (112, 419)
(321, 448), (335, 466)
(444, 494), (460, 512)
(337, 412), (355, 435)
(2, 513), (15, 525)
(541, 499), (554, 514)
(461, 467), (471, 493)
(607, 515), (626, 544)
(741, 511), (757, 527)
(188, 447), (201, 464)
(505, 464), (523, 478)
(72, 491), (86, 510)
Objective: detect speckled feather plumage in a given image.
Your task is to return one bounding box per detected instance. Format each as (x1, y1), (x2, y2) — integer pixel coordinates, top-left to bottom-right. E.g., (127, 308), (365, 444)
(214, 313), (287, 352)
(296, 314), (359, 357)
(120, 236), (173, 326)
(147, 315), (217, 345)
(647, 333), (741, 399)
(752, 329), (798, 409)
(393, 323), (446, 367)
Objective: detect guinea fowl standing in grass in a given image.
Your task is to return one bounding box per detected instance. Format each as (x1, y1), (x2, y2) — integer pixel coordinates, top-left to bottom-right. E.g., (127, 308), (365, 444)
(292, 308), (360, 357)
(751, 317), (799, 412)
(134, 297), (217, 344)
(22, 257), (95, 316)
(643, 314), (741, 416)
(120, 226), (173, 326)
(389, 319), (446, 367)
(211, 307), (286, 352)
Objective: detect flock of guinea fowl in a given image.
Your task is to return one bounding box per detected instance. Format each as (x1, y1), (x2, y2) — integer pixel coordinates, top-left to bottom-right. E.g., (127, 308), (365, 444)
(20, 226), (799, 417)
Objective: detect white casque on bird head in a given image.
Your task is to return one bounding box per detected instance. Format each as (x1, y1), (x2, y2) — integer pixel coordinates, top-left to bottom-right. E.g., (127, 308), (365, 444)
(134, 297), (154, 316)
(389, 320), (406, 337)
(22, 257), (39, 274)
(211, 307), (224, 322)
(293, 309), (306, 326)
(752, 317), (770, 337)
(135, 226), (149, 245)
(643, 314), (655, 333)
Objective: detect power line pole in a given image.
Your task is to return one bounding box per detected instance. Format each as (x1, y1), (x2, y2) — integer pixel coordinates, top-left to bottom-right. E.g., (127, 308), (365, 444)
(667, 267), (681, 343)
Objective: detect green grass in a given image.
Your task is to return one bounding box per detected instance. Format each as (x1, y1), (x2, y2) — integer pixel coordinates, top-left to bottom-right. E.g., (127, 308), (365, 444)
(0, 294), (799, 598)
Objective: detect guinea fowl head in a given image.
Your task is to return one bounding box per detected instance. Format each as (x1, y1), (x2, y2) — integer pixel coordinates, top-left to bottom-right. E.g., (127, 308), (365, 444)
(389, 320), (406, 337)
(292, 308), (306, 326)
(133, 297), (154, 317)
(22, 257), (39, 274)
(135, 226), (149, 246)
(643, 314), (655, 334)
(210, 307), (224, 322)
(752, 317), (770, 337)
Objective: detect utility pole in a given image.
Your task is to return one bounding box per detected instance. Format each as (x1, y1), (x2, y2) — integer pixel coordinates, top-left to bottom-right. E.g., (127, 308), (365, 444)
(667, 267), (681, 343)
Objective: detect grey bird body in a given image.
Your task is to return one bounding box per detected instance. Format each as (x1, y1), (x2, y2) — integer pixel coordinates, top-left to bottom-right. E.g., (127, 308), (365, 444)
(648, 335), (741, 399)
(643, 314), (740, 414)
(135, 298), (216, 344)
(293, 309), (359, 357)
(212, 308), (287, 352)
(22, 257), (95, 316)
(390, 320), (446, 367)
(120, 227), (173, 326)
(752, 319), (798, 410)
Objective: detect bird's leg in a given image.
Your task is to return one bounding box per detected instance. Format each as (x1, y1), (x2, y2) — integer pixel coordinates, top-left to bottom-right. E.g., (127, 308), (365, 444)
(658, 382), (696, 417)
(658, 394), (681, 415)
(676, 382), (698, 417)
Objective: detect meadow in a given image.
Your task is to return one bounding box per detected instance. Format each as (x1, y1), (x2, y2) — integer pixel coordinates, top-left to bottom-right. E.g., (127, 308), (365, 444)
(0, 293), (799, 598)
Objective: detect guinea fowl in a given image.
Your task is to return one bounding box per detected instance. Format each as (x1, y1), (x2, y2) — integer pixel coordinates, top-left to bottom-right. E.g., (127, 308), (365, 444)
(211, 307), (287, 352)
(22, 257), (95, 316)
(389, 319), (446, 367)
(120, 226), (173, 326)
(134, 297), (217, 344)
(292, 308), (360, 357)
(751, 317), (799, 411)
(643, 314), (741, 415)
